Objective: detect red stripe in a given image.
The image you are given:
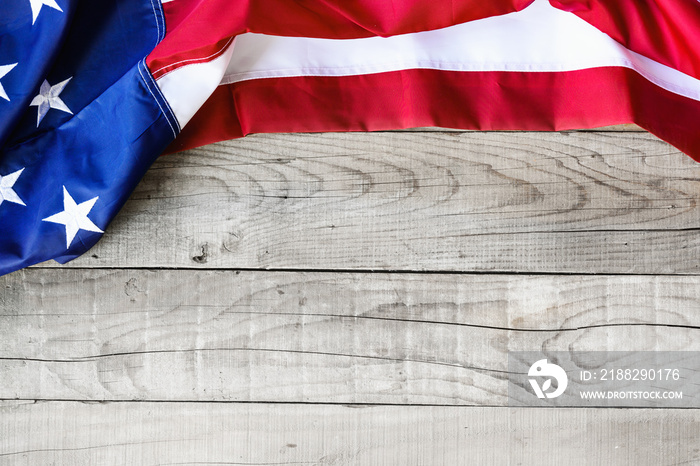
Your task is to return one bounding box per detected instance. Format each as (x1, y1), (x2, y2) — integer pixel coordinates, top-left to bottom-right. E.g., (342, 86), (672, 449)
(550, 0), (700, 80)
(147, 0), (533, 76)
(164, 67), (700, 163)
(150, 37), (233, 80)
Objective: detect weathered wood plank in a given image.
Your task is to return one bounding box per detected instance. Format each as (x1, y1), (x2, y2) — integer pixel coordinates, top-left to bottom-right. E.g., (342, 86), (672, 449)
(0, 401), (697, 466)
(2, 269), (698, 402)
(33, 131), (699, 273)
(575, 124), (643, 131)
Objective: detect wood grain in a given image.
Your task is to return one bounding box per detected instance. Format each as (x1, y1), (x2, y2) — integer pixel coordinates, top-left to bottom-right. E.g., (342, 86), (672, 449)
(3, 269), (698, 403)
(1, 401), (697, 466)
(32, 131), (699, 274)
(5, 128), (699, 463)
(575, 124), (643, 131)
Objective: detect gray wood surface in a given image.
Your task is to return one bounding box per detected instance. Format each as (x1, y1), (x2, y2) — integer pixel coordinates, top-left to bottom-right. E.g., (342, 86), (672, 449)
(1, 401), (698, 466)
(36, 131), (700, 273)
(4, 129), (700, 464)
(2, 269), (698, 403)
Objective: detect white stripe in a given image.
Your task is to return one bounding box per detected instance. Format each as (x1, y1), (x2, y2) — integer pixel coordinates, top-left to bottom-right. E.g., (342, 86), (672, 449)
(156, 40), (236, 128)
(222, 0), (700, 103)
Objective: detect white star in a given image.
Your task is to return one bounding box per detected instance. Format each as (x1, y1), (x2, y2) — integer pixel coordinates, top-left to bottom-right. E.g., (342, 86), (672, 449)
(30, 77), (72, 126)
(42, 186), (103, 249)
(0, 168), (26, 207)
(29, 0), (63, 25)
(0, 63), (18, 102)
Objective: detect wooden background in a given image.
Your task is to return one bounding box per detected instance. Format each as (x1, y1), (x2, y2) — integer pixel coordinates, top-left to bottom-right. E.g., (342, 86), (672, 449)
(2, 127), (700, 464)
